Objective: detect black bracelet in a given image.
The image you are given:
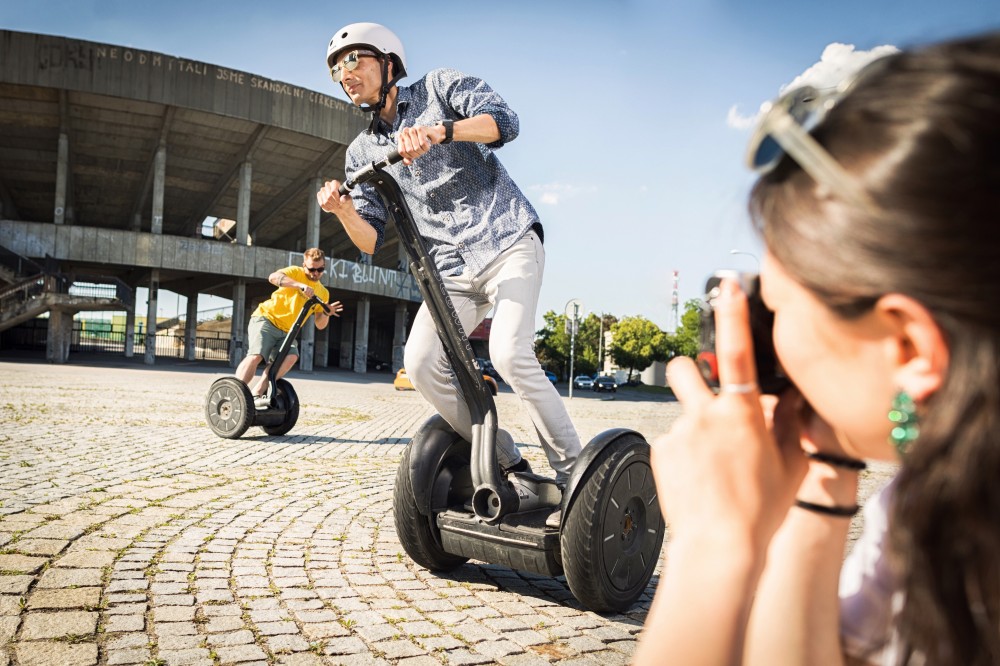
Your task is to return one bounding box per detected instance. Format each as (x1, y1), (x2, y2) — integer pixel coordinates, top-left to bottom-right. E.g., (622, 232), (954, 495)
(795, 499), (860, 517)
(804, 450), (867, 471)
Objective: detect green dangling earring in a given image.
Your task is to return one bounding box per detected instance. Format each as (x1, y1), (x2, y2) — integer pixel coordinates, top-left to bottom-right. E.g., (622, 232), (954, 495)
(888, 390), (919, 455)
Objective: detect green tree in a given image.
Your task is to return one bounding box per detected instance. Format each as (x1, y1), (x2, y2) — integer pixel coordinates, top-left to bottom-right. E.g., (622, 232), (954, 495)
(535, 311), (619, 380)
(608, 316), (669, 383)
(668, 299), (703, 360)
(534, 310), (570, 380)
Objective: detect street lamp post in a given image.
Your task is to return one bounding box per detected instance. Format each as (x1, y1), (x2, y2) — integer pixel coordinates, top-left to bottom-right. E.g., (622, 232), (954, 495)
(565, 299), (584, 399)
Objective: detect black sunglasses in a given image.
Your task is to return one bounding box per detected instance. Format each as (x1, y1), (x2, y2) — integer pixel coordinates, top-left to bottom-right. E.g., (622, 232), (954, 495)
(304, 265), (326, 274)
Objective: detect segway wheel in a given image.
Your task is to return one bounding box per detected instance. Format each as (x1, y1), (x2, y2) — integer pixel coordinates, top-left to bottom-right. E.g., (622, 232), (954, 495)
(261, 379), (299, 436)
(393, 441), (469, 571)
(205, 377), (255, 439)
(561, 433), (664, 612)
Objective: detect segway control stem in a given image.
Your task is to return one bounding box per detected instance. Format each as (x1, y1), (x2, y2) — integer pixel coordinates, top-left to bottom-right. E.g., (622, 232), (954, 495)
(342, 150), (518, 522)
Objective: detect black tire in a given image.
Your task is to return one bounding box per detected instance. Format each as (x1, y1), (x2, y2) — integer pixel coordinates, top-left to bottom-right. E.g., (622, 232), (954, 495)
(393, 441), (469, 572)
(561, 433), (664, 612)
(205, 377), (255, 439)
(261, 379), (299, 436)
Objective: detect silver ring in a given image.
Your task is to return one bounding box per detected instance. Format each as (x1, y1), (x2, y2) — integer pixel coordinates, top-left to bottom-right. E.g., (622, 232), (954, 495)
(720, 382), (759, 394)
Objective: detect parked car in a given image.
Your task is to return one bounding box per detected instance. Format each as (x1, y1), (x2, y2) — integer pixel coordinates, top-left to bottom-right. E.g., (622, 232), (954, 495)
(573, 375), (594, 389)
(544, 370), (558, 384)
(394, 368), (498, 396)
(593, 376), (618, 393)
(475, 357), (503, 383)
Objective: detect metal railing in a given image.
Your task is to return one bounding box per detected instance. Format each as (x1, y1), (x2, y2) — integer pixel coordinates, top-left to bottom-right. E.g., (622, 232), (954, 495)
(4, 318), (232, 361)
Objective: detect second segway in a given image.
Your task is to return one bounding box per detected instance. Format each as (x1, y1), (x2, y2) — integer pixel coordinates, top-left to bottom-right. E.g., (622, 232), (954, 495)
(204, 295), (332, 439)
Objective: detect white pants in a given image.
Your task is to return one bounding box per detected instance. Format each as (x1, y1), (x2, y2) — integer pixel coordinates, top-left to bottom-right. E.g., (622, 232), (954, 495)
(404, 230), (582, 484)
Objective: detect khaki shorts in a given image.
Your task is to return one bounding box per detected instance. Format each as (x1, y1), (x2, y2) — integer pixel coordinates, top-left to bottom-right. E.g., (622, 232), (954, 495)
(247, 316), (298, 361)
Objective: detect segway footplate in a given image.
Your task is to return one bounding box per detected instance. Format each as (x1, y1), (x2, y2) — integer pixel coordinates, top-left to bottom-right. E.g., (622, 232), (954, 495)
(436, 509), (563, 577)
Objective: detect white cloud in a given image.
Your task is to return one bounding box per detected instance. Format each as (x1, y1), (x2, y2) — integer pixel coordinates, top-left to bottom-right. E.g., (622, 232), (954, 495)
(726, 42), (900, 130)
(528, 182), (596, 206)
(781, 42), (900, 94)
(726, 104), (758, 130)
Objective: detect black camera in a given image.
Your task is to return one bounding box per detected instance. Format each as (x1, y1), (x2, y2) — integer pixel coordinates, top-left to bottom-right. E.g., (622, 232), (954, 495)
(696, 271), (790, 395)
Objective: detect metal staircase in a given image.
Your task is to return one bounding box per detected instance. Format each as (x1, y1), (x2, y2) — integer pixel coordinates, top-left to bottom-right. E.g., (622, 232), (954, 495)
(0, 245), (133, 334)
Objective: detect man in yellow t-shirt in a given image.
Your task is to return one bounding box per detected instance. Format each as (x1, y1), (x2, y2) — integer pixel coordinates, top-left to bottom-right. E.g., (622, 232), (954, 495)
(235, 248), (343, 400)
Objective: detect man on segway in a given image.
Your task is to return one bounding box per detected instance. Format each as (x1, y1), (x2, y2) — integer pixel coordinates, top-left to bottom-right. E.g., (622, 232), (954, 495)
(234, 247), (343, 408)
(316, 22), (581, 526)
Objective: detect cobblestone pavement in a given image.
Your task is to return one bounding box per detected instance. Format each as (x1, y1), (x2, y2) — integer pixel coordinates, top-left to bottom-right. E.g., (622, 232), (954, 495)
(0, 357), (680, 666)
(0, 357), (895, 666)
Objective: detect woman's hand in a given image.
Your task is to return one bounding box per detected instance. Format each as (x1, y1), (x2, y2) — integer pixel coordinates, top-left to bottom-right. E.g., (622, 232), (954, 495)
(653, 278), (807, 556)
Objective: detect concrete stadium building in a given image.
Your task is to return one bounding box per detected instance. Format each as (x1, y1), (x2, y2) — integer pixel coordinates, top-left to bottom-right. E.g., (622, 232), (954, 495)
(0, 29), (426, 373)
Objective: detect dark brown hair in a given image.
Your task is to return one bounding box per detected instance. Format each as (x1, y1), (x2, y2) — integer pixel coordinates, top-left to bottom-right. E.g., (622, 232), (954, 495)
(750, 32), (1000, 665)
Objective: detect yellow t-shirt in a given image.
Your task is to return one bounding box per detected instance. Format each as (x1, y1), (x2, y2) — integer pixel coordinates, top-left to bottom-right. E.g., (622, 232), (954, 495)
(252, 265), (331, 332)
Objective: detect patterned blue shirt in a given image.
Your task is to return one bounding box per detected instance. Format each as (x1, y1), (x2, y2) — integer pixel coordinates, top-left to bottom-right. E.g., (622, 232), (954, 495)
(345, 68), (542, 277)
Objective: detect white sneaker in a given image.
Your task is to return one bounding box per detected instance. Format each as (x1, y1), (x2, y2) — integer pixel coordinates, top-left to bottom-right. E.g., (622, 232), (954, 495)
(253, 395), (270, 410)
(545, 509), (561, 529)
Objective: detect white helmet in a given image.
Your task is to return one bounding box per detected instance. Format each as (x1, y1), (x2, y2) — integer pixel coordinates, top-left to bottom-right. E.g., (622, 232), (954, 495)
(326, 22), (407, 81)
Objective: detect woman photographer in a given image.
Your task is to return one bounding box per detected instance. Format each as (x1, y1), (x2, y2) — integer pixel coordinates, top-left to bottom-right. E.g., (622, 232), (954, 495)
(635, 32), (1000, 665)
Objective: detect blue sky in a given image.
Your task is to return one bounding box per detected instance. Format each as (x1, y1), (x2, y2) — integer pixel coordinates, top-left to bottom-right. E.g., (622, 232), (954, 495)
(4, 0), (999, 330)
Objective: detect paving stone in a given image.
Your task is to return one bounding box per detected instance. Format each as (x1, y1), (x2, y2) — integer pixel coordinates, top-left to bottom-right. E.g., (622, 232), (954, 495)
(104, 613), (146, 633)
(213, 643), (268, 663)
(0, 597), (19, 617)
(35, 568), (104, 588)
(256, 620), (298, 636)
(322, 636), (368, 655)
(206, 629), (255, 646)
(157, 647), (212, 665)
(0, 555), (47, 574)
(154, 606), (197, 622)
(55, 551), (118, 569)
(266, 634), (311, 653)
(0, 577), (32, 595)
(0, 617), (18, 644)
(105, 632), (150, 649)
(5, 539), (69, 556)
(26, 587), (101, 610)
(156, 634), (203, 651)
(19, 610), (98, 639)
(106, 647), (152, 665)
(13, 641), (98, 666)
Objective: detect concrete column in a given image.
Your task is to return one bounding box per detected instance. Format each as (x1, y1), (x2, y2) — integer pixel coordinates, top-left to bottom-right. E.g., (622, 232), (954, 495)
(124, 298), (136, 358)
(54, 132), (69, 224)
(144, 270), (159, 365)
(339, 314), (354, 369)
(236, 161), (251, 245)
(184, 294), (199, 361)
(307, 176), (322, 250)
(46, 309), (72, 363)
(230, 279), (246, 367)
(392, 302), (408, 373)
(315, 322), (330, 368)
(151, 144), (166, 234)
(353, 297), (370, 374)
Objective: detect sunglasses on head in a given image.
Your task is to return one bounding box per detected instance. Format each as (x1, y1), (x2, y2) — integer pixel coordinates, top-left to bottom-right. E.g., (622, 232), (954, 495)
(746, 57), (890, 208)
(304, 265), (325, 274)
(329, 49), (378, 83)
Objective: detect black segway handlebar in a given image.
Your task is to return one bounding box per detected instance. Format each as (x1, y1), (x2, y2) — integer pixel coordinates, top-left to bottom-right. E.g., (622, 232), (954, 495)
(338, 151), (405, 196)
